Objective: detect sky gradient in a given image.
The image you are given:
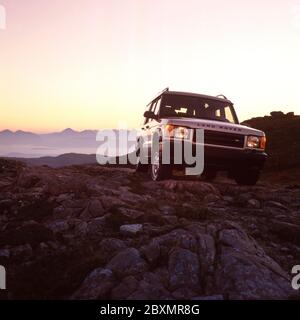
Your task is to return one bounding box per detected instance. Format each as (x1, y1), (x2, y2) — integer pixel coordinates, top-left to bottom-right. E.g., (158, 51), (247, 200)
(0, 0), (300, 132)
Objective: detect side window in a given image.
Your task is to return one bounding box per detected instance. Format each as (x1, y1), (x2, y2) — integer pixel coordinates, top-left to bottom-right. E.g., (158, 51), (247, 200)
(149, 101), (157, 122)
(153, 98), (161, 116)
(143, 96), (162, 125)
(224, 106), (235, 123)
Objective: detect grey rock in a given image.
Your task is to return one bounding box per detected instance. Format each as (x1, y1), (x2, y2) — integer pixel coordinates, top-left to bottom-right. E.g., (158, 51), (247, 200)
(140, 241), (161, 265)
(153, 229), (198, 253)
(128, 272), (170, 300)
(72, 268), (115, 299)
(107, 248), (148, 278)
(120, 224), (143, 235)
(247, 199), (261, 209)
(215, 228), (293, 299)
(168, 247), (200, 291)
(99, 238), (127, 261)
(74, 221), (88, 236)
(46, 220), (69, 234)
(81, 199), (105, 218)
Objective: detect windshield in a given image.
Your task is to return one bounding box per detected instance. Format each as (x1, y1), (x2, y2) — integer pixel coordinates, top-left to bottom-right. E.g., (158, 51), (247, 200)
(160, 94), (238, 124)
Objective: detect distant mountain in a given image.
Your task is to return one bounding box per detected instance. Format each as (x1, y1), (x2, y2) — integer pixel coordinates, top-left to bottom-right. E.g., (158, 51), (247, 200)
(61, 128), (77, 134)
(0, 128), (97, 146)
(0, 128), (136, 158)
(242, 111), (300, 171)
(0, 130), (41, 144)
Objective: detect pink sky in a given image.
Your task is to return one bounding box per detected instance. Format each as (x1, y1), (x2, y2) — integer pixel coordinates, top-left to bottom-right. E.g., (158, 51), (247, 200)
(0, 0), (300, 132)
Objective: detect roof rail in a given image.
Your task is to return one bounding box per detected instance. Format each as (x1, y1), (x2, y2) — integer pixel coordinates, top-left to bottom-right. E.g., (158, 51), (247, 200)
(160, 87), (169, 94)
(216, 94), (228, 100)
(148, 87), (169, 106)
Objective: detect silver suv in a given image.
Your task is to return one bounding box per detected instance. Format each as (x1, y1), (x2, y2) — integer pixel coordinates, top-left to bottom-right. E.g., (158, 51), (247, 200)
(136, 88), (267, 185)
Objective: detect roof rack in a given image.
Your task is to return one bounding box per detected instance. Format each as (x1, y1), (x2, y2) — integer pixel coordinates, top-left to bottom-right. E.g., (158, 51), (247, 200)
(216, 94), (228, 100)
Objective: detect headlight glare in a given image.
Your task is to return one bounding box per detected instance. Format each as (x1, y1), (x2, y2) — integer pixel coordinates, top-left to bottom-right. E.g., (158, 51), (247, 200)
(246, 135), (266, 150)
(164, 125), (190, 140)
(174, 126), (189, 139)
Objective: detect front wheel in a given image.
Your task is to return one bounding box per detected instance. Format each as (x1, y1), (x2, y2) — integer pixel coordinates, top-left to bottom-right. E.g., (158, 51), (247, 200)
(233, 168), (261, 186)
(151, 150), (172, 181)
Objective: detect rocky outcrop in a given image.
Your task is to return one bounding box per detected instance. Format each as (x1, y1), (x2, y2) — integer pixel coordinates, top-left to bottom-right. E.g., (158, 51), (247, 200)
(0, 159), (299, 300)
(242, 112), (300, 174)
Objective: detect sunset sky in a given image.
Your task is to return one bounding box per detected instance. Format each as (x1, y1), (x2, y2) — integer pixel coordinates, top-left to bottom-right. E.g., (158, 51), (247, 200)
(0, 0), (300, 132)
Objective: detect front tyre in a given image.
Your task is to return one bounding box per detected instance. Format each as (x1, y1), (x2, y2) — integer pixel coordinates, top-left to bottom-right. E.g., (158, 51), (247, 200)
(151, 149), (172, 181)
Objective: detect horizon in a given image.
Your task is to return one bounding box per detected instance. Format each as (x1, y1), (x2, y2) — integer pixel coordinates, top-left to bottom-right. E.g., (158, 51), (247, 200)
(0, 109), (298, 134)
(1, 0), (300, 132)
(0, 127), (136, 134)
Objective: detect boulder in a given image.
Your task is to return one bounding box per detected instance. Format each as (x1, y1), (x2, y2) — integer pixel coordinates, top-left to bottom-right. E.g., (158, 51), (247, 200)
(215, 227), (293, 299)
(128, 272), (170, 300)
(98, 238), (127, 262)
(140, 241), (161, 266)
(81, 199), (105, 218)
(120, 224), (143, 235)
(168, 247), (201, 292)
(72, 268), (115, 299)
(107, 248), (148, 278)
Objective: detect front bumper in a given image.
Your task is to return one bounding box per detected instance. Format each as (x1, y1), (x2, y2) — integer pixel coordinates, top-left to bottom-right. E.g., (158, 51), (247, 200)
(164, 140), (267, 170)
(202, 145), (267, 170)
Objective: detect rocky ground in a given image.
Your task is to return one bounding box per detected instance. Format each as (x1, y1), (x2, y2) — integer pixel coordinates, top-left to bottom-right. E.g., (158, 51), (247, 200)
(0, 159), (299, 300)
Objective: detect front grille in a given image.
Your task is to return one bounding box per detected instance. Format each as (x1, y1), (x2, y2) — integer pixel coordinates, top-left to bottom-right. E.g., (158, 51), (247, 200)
(193, 130), (245, 148)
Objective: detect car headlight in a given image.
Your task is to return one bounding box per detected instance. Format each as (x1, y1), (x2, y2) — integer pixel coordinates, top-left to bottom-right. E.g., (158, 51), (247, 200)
(246, 135), (266, 150)
(164, 125), (191, 140)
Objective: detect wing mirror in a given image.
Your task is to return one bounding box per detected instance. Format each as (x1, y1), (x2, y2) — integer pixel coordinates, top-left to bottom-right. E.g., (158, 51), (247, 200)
(143, 111), (158, 120)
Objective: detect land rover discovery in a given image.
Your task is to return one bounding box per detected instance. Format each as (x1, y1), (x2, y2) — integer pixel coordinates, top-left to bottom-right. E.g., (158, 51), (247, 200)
(136, 88), (267, 185)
